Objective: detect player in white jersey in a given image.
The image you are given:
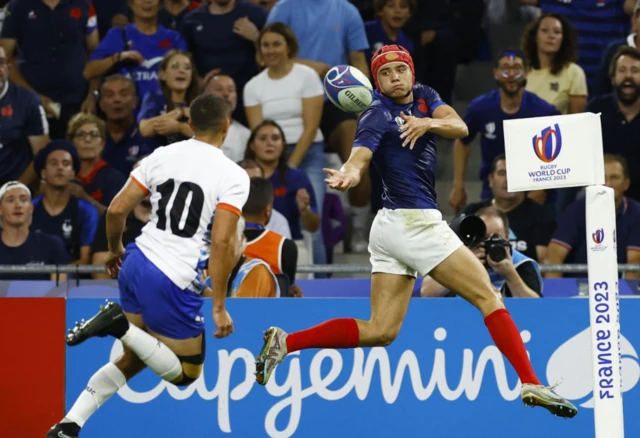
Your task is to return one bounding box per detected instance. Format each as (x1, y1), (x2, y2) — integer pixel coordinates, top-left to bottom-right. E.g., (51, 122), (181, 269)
(47, 95), (250, 438)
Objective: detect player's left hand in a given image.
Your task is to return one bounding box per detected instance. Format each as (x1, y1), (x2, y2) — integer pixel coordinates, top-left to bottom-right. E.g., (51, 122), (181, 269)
(233, 16), (260, 42)
(399, 112), (432, 149)
(105, 245), (126, 279)
(213, 307), (234, 339)
(487, 249), (515, 278)
(323, 168), (355, 191)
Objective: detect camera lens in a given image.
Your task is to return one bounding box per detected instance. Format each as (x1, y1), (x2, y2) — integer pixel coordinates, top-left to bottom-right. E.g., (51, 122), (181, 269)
(488, 245), (507, 262)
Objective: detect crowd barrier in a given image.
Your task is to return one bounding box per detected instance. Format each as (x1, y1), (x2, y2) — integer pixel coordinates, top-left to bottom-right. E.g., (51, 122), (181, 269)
(0, 278), (638, 299)
(2, 284), (640, 437)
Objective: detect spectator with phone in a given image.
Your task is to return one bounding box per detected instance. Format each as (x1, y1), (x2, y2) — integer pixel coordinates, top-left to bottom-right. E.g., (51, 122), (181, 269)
(84, 0), (186, 103)
(421, 207), (543, 298)
(138, 50), (198, 146)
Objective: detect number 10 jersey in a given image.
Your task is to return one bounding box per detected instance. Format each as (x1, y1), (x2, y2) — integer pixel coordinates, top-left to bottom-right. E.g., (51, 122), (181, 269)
(130, 138), (250, 290)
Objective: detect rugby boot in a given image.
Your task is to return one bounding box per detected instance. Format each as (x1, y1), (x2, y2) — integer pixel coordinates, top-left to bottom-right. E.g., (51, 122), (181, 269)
(255, 327), (288, 385)
(521, 381), (578, 418)
(66, 300), (129, 346)
(46, 421), (80, 438)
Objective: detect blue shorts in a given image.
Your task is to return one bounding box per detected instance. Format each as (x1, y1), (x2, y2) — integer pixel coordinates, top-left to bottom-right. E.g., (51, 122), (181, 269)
(118, 243), (205, 340)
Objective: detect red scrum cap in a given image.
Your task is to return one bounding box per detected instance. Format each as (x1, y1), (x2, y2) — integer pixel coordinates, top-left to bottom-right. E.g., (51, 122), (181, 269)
(370, 44), (415, 91)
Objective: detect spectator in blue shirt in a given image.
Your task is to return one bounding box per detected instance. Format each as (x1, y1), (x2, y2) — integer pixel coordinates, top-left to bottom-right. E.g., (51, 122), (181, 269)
(138, 49), (198, 146)
(364, 0), (416, 66)
(31, 140), (99, 265)
(67, 113), (126, 214)
(244, 120), (320, 243)
(594, 1), (640, 97)
(181, 0), (266, 124)
(158, 0), (201, 30)
(0, 0), (100, 139)
(0, 181), (70, 281)
(84, 0), (186, 103)
(588, 47), (640, 205)
(267, 0), (372, 252)
(449, 47), (560, 213)
(0, 46), (50, 189)
(545, 154), (640, 279)
(99, 74), (153, 174)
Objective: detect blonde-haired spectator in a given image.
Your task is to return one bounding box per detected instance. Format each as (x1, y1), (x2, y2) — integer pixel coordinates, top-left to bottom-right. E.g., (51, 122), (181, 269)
(68, 113), (126, 214)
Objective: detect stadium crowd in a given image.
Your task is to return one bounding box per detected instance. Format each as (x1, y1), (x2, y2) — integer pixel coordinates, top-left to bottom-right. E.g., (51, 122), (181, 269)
(0, 0), (638, 296)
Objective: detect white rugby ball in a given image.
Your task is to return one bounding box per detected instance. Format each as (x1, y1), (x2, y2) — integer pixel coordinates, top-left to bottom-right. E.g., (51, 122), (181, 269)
(323, 65), (373, 113)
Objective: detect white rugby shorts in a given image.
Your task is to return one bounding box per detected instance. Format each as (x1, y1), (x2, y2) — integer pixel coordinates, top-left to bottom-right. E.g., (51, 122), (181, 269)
(369, 208), (463, 278)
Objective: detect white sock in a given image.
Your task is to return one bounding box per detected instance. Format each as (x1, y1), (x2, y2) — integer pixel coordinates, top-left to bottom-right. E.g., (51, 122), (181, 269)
(120, 324), (183, 382)
(352, 205), (370, 230)
(65, 362), (126, 427)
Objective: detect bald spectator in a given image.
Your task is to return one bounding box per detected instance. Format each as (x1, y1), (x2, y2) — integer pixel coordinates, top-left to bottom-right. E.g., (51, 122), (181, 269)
(99, 75), (153, 175)
(0, 46), (49, 189)
(545, 155), (640, 279)
(0, 0), (100, 139)
(203, 73), (250, 162)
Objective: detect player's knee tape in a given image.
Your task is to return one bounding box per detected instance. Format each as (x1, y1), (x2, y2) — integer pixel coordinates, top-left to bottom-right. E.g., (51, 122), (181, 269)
(177, 334), (206, 365)
(175, 335), (206, 387)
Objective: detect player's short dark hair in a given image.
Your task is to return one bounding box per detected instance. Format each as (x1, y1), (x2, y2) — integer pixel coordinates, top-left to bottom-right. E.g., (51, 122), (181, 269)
(243, 177), (274, 215)
(490, 154), (507, 175)
(257, 22), (299, 61)
(189, 94), (230, 135)
(608, 46), (640, 77)
(374, 0), (417, 15)
(237, 159), (264, 176)
(604, 153), (630, 179)
(476, 206), (510, 235)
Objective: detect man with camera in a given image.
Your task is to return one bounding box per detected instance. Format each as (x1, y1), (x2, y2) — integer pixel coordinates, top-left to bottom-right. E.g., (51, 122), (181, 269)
(421, 206), (542, 298)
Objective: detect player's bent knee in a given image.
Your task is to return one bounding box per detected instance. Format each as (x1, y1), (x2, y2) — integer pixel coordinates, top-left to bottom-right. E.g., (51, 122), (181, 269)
(173, 347), (206, 387)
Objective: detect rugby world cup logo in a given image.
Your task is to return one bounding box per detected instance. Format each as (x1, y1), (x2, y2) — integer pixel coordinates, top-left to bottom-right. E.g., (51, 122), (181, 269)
(592, 228), (605, 244)
(532, 124), (562, 163)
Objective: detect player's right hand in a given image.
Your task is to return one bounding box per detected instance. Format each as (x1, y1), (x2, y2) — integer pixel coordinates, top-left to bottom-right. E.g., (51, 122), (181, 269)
(323, 168), (354, 191)
(213, 308), (234, 339)
(105, 245), (126, 279)
(448, 186), (467, 213)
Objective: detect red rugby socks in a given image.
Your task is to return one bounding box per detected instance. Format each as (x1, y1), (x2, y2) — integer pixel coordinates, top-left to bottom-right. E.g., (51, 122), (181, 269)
(484, 309), (540, 385)
(286, 318), (360, 353)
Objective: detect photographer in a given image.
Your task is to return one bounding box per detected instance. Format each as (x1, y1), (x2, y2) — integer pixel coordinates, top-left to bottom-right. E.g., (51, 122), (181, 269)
(421, 207), (542, 298)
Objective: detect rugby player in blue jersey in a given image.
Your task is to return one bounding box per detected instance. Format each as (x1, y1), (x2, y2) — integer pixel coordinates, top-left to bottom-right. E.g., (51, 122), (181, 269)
(256, 45), (577, 419)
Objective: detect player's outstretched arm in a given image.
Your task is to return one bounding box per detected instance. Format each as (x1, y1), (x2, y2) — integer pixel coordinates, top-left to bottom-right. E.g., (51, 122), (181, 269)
(323, 146), (373, 192)
(208, 209), (240, 338)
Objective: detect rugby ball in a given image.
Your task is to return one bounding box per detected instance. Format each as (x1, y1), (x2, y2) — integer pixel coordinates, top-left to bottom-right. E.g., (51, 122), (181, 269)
(324, 65), (373, 113)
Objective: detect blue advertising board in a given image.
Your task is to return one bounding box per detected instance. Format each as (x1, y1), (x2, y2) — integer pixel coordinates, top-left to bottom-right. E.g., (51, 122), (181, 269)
(65, 298), (640, 438)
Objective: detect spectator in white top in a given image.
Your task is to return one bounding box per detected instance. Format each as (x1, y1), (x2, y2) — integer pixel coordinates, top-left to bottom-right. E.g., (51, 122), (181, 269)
(203, 73), (250, 162)
(243, 21), (326, 267)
